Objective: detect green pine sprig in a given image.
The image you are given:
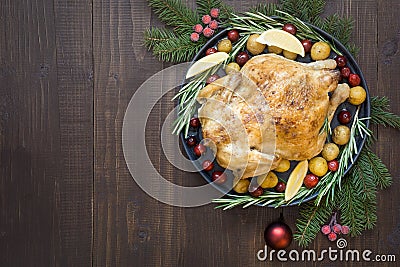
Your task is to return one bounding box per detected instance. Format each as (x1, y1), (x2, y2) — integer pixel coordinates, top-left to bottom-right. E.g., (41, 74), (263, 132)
(362, 148), (392, 189)
(144, 27), (179, 49)
(321, 14), (358, 56)
(249, 3), (280, 16)
(293, 199), (334, 247)
(370, 96), (400, 128)
(280, 0), (325, 26)
(148, 0), (199, 35)
(145, 29), (205, 62)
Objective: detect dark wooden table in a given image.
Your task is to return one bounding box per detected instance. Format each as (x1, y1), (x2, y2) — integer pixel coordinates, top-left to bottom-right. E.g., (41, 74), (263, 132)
(1, 0), (399, 266)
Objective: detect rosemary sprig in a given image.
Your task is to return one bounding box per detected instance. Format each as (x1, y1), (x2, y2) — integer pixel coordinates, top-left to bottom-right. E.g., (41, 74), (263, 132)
(319, 116), (331, 136)
(229, 11), (342, 55)
(172, 64), (222, 136)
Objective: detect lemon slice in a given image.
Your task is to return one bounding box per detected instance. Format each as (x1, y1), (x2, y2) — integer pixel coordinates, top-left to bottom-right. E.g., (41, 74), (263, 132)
(186, 52), (229, 79)
(285, 160), (308, 201)
(256, 29), (305, 57)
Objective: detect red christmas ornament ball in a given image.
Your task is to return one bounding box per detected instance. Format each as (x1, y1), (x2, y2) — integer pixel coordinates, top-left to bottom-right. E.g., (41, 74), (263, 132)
(264, 221), (293, 249)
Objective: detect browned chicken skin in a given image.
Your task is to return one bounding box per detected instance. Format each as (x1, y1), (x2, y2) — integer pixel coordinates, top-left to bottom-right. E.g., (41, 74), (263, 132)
(197, 54), (349, 179)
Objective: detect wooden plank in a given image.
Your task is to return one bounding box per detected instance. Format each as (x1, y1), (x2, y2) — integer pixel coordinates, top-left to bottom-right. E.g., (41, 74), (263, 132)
(53, 0), (94, 265)
(376, 0), (400, 256)
(0, 0), (93, 266)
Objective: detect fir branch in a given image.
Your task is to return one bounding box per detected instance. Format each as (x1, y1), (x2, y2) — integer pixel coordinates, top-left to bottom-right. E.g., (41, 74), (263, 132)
(249, 3), (281, 16)
(362, 194), (377, 230)
(196, 0), (233, 21)
(322, 14), (354, 46)
(144, 27), (178, 49)
(148, 0), (199, 35)
(346, 43), (360, 57)
(294, 199), (334, 247)
(370, 96), (400, 128)
(152, 35), (205, 62)
(337, 178), (367, 236)
(362, 148), (392, 189)
(280, 0), (326, 26)
(348, 163), (376, 202)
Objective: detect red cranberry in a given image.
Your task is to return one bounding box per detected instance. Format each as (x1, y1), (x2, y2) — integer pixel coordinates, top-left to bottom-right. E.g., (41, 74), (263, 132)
(341, 67), (351, 78)
(227, 29), (240, 43)
(338, 110), (352, 124)
(250, 186), (264, 197)
(282, 23), (297, 35)
(321, 225), (331, 235)
(303, 174), (319, 189)
(206, 74), (220, 84)
(212, 171), (227, 184)
(335, 55), (347, 68)
(328, 160), (339, 172)
(341, 225), (350, 235)
(206, 47), (218, 56)
(332, 224), (342, 234)
(186, 136), (197, 147)
(275, 182), (286, 193)
(190, 117), (200, 128)
(328, 232), (337, 241)
(236, 51), (249, 66)
(202, 160), (214, 171)
(193, 143), (206, 156)
(301, 39), (312, 53)
(348, 73), (361, 87)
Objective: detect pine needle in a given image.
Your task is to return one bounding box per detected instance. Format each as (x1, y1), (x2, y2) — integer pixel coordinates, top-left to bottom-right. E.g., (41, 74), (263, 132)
(322, 14), (354, 46)
(362, 148), (392, 189)
(144, 27), (178, 49)
(337, 179), (367, 236)
(371, 96), (400, 128)
(148, 0), (199, 34)
(294, 199), (334, 247)
(280, 0), (325, 25)
(249, 3), (281, 16)
(152, 35), (205, 62)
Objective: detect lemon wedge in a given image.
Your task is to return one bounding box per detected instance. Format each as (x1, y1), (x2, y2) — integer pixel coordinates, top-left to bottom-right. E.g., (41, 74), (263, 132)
(285, 160), (308, 201)
(256, 29), (305, 57)
(186, 52), (229, 79)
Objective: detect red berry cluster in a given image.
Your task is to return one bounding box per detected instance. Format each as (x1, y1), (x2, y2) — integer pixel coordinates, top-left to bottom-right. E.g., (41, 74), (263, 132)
(321, 212), (350, 241)
(186, 117), (227, 184)
(191, 8), (220, 42)
(334, 55), (361, 87)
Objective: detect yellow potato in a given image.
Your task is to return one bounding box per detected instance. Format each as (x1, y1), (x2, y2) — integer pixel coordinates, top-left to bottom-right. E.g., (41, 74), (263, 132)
(257, 172), (279, 189)
(268, 45), (283, 54)
(275, 159), (291, 172)
(348, 86), (367, 105)
(217, 39), (232, 53)
(233, 179), (250, 193)
(309, 157), (328, 177)
(332, 125), (351, 145)
(283, 50), (297, 60)
(246, 34), (267, 55)
(310, 42), (331, 60)
(321, 143), (340, 161)
(225, 62), (241, 74)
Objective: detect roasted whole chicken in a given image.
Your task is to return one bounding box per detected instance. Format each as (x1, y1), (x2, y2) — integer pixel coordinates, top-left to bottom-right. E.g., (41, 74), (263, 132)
(196, 54), (350, 179)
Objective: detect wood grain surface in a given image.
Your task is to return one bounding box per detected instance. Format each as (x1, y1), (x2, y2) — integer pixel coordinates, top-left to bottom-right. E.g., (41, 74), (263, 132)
(1, 0), (399, 266)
